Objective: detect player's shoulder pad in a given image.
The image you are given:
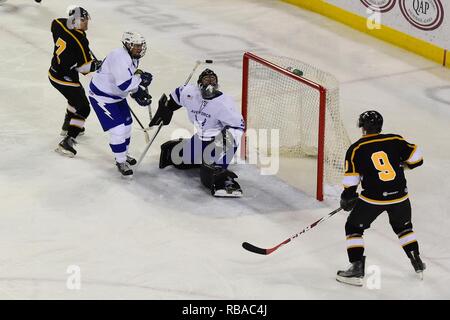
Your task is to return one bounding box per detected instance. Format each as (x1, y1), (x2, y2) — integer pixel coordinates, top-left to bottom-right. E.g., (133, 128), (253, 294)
(110, 47), (131, 63)
(53, 18), (64, 24)
(52, 18), (63, 30)
(383, 133), (404, 139)
(346, 140), (360, 155)
(214, 92), (234, 105)
(179, 84), (197, 96)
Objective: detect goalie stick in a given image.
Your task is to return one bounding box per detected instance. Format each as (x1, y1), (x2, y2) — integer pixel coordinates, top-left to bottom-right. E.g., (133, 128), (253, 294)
(242, 207), (343, 255)
(129, 107), (150, 143)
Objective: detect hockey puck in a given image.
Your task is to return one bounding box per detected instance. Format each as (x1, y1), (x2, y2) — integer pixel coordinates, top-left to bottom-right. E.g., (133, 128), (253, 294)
(35, 0), (42, 3)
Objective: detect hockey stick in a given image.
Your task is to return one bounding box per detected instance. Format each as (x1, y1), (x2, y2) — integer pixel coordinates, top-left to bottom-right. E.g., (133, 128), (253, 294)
(129, 107), (150, 143)
(135, 122), (163, 169)
(242, 207), (343, 255)
(184, 59), (213, 85)
(134, 59), (213, 170)
(90, 50), (99, 62)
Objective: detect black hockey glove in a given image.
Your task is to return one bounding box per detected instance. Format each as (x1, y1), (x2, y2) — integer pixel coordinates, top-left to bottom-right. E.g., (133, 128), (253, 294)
(90, 59), (103, 72)
(140, 72), (153, 87)
(131, 86), (152, 106)
(149, 94), (174, 127)
(135, 69), (153, 87)
(340, 188), (359, 212)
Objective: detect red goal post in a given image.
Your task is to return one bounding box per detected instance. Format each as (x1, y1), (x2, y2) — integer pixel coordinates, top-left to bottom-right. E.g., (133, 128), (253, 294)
(241, 52), (350, 201)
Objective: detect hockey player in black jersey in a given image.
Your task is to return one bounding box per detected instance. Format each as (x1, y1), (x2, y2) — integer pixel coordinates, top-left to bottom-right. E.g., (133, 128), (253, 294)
(336, 110), (425, 286)
(48, 7), (102, 157)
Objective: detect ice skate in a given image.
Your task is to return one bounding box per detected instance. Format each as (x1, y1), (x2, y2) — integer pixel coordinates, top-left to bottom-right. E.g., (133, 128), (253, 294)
(407, 251), (426, 279)
(126, 155), (137, 166)
(55, 136), (77, 157)
(116, 161), (133, 178)
(212, 177), (242, 198)
(336, 256), (366, 286)
(60, 127), (85, 137)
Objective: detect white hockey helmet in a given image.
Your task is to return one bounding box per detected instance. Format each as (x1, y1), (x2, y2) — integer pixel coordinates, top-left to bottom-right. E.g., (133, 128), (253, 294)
(122, 31), (147, 59)
(66, 6), (90, 30)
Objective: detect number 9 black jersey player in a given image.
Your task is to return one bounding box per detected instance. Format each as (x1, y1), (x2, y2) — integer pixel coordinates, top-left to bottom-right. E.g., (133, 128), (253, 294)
(48, 6), (102, 157)
(336, 110), (425, 286)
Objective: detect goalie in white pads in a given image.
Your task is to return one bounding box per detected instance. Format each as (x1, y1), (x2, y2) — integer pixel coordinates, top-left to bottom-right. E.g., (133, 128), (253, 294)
(88, 31), (153, 177)
(149, 69), (245, 197)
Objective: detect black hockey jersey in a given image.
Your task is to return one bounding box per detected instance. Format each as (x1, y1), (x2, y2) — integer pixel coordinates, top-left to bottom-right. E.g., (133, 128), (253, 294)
(49, 18), (92, 85)
(342, 133), (423, 204)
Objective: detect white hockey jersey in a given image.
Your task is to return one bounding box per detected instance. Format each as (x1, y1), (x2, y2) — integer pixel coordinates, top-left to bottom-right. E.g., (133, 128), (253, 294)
(89, 47), (141, 103)
(170, 84), (245, 143)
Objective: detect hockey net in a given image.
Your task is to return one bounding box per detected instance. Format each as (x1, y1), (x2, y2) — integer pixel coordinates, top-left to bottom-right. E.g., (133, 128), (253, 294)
(242, 52), (350, 200)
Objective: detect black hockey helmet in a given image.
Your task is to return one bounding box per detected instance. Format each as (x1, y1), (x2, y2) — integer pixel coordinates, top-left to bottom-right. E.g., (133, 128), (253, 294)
(197, 69), (219, 99)
(358, 110), (383, 133)
(197, 68), (218, 84)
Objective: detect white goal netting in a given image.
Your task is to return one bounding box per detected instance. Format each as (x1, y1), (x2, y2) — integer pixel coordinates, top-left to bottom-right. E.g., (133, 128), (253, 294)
(244, 54), (351, 188)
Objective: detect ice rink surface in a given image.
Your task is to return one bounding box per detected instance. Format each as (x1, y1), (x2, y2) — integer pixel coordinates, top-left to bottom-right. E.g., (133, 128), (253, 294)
(0, 0), (449, 299)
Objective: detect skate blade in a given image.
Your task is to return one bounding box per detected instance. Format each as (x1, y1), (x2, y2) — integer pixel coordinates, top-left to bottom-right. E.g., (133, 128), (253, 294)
(415, 262), (426, 280)
(55, 146), (75, 158)
(119, 173), (134, 179)
(416, 270), (424, 280)
(213, 189), (242, 198)
(336, 275), (364, 287)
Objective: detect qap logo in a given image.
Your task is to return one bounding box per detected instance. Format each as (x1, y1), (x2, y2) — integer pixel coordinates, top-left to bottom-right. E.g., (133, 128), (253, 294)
(361, 0), (396, 12)
(399, 0), (444, 30)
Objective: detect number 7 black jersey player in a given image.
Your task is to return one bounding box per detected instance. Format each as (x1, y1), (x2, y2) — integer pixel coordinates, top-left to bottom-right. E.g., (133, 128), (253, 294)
(48, 6), (102, 157)
(336, 110), (425, 286)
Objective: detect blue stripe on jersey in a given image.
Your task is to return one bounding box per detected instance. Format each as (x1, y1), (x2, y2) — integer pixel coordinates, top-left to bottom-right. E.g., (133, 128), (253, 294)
(175, 87), (181, 102)
(110, 142), (127, 153)
(89, 81), (122, 100)
(118, 78), (132, 91)
(227, 126), (245, 130)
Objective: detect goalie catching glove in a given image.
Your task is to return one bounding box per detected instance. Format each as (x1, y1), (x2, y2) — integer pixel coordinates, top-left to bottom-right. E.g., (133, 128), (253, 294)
(149, 94), (181, 127)
(130, 86), (152, 106)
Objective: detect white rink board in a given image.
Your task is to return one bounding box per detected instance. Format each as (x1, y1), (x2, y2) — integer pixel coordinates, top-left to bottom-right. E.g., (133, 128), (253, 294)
(325, 0), (449, 48)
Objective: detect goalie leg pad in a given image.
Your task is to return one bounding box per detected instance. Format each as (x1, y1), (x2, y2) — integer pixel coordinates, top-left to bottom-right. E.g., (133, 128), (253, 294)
(200, 164), (242, 197)
(159, 138), (184, 169)
(159, 138), (200, 170)
(160, 137), (204, 170)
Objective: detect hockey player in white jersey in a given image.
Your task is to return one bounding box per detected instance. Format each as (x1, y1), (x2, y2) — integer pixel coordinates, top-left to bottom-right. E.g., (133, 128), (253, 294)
(149, 69), (244, 197)
(88, 31), (152, 177)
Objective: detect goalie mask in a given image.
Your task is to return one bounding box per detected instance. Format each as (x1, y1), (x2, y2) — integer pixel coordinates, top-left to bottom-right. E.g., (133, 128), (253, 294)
(358, 110), (383, 133)
(122, 31), (147, 59)
(67, 6), (90, 30)
(197, 69), (219, 99)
